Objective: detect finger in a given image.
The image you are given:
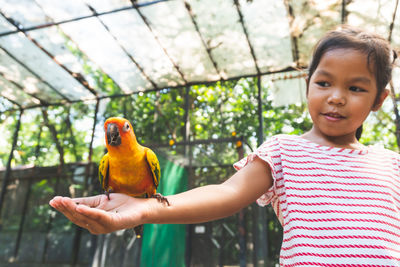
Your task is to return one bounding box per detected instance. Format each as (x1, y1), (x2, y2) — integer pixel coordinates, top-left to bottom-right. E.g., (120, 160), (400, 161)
(50, 196), (113, 234)
(74, 205), (116, 234)
(50, 197), (76, 217)
(71, 211), (109, 234)
(49, 196), (64, 209)
(58, 197), (104, 231)
(59, 197), (94, 228)
(71, 195), (104, 208)
(51, 196), (120, 234)
(53, 196), (103, 223)
(75, 202), (110, 221)
(75, 204), (125, 234)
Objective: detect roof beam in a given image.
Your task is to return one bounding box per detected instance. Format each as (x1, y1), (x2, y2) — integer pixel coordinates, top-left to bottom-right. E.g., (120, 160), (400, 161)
(0, 70), (48, 105)
(283, 0), (301, 67)
(0, 0), (168, 38)
(184, 1), (223, 80)
(130, 0), (188, 84)
(0, 44), (71, 103)
(2, 65), (303, 112)
(31, 0), (126, 95)
(97, 66), (302, 98)
(86, 4), (159, 91)
(0, 94), (22, 109)
(54, 33), (125, 96)
(233, 0), (261, 75)
(1, 12), (99, 98)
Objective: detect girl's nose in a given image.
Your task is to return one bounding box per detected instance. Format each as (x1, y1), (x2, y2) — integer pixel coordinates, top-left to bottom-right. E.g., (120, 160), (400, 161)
(327, 89), (346, 106)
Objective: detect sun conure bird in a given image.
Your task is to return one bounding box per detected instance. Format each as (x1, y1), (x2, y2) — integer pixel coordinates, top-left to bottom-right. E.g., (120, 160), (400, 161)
(98, 117), (169, 238)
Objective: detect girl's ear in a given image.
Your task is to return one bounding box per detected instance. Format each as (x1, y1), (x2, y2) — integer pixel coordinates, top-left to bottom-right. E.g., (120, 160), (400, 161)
(372, 89), (389, 111)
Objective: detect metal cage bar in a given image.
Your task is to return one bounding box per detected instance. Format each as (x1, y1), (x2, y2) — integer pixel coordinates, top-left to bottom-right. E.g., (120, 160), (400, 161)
(131, 0), (188, 85)
(184, 1), (223, 80)
(234, 0), (261, 75)
(0, 109), (23, 224)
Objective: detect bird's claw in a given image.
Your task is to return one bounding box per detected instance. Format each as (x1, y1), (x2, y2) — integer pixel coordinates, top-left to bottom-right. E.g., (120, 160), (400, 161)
(151, 193), (170, 206)
(105, 189), (113, 200)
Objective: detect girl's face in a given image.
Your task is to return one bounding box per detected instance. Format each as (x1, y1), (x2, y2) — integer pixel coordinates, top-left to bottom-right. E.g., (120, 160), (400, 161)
(307, 48), (388, 144)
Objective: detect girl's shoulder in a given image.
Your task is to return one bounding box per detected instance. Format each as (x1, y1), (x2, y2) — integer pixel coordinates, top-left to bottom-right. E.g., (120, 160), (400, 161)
(258, 134), (316, 156)
(261, 134), (300, 145)
(263, 134), (400, 159)
(263, 134), (328, 150)
(367, 143), (400, 159)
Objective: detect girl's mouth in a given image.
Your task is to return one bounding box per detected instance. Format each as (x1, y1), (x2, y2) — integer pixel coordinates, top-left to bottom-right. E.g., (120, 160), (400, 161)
(322, 112), (345, 121)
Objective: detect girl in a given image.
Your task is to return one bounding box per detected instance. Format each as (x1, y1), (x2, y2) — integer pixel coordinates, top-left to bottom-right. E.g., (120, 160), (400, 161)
(50, 26), (399, 265)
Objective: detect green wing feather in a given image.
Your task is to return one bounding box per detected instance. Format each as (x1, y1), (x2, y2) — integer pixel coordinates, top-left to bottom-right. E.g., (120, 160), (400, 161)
(145, 148), (161, 188)
(98, 153), (110, 191)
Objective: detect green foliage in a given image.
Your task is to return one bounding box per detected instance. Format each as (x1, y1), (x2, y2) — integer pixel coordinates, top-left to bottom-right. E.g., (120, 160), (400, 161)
(0, 77), (397, 169)
(33, 179), (55, 195)
(0, 113), (16, 167)
(191, 79), (257, 139)
(102, 88), (186, 145)
(0, 74), (398, 267)
(360, 107), (398, 151)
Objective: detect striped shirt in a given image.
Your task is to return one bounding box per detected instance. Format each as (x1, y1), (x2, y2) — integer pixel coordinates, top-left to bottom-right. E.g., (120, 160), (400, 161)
(234, 134), (400, 266)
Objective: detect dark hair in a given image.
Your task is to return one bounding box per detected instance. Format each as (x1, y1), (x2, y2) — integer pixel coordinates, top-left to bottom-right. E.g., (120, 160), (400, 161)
(307, 25), (395, 140)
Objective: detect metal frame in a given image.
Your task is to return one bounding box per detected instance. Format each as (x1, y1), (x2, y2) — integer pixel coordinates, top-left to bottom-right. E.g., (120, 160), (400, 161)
(1, 12), (98, 98)
(87, 4), (159, 92)
(184, 1), (223, 80)
(0, 42), (71, 103)
(1, 1), (400, 266)
(2, 66), (300, 113)
(234, 0), (261, 76)
(0, 0), (168, 38)
(0, 109), (23, 226)
(130, 0), (188, 85)
(0, 0), (303, 112)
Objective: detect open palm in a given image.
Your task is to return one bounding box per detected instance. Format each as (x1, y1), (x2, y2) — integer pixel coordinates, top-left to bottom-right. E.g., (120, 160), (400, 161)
(49, 193), (144, 234)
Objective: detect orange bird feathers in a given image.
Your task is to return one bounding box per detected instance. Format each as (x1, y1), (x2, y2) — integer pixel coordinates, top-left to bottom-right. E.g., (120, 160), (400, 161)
(99, 117), (160, 197)
(98, 117), (169, 237)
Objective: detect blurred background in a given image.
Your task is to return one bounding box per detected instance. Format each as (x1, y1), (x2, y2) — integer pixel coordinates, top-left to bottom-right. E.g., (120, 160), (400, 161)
(0, 0), (399, 266)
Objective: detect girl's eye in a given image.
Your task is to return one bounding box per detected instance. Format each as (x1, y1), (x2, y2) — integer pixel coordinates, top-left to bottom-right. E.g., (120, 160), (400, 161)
(316, 81), (330, 87)
(349, 86), (366, 92)
(122, 122), (130, 132)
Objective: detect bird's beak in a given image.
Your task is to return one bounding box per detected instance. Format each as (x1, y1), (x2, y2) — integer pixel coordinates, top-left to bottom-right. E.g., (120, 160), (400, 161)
(107, 123), (121, 146)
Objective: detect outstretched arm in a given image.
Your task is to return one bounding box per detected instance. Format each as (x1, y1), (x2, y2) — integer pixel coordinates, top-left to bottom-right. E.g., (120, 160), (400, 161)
(49, 157), (272, 234)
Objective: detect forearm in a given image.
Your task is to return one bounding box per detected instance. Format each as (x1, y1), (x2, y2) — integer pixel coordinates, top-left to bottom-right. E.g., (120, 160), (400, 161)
(143, 183), (249, 225)
(50, 157), (272, 234)
(142, 158), (272, 225)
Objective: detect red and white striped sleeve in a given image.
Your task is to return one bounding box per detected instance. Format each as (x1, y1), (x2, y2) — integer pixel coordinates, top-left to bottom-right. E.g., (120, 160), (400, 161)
(233, 136), (285, 222)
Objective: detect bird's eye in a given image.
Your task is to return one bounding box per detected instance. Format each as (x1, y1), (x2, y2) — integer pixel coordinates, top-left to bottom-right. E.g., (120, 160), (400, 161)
(122, 122), (130, 132)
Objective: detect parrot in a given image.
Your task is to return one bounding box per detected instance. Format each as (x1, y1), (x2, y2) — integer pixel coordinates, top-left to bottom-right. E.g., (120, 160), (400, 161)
(98, 117), (169, 238)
